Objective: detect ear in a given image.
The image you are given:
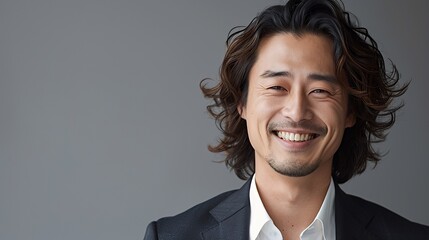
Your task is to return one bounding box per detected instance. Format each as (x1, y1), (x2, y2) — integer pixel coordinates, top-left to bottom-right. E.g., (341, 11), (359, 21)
(237, 103), (247, 120)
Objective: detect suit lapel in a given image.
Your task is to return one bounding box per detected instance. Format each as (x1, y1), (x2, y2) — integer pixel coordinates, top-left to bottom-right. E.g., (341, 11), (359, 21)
(335, 184), (381, 240)
(201, 180), (385, 239)
(201, 179), (251, 240)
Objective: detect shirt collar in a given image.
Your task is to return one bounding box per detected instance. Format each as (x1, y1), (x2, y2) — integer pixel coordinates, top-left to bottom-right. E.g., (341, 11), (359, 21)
(249, 175), (272, 240)
(312, 177), (336, 240)
(249, 175), (336, 240)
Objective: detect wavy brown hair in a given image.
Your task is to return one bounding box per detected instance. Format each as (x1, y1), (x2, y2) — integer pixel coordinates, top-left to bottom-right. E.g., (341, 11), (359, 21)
(200, 0), (408, 184)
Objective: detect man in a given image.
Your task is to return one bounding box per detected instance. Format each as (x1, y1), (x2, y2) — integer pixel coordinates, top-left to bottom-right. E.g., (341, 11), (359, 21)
(144, 0), (429, 239)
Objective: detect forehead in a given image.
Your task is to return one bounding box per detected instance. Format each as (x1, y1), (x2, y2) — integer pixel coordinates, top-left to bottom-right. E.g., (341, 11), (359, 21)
(252, 32), (336, 77)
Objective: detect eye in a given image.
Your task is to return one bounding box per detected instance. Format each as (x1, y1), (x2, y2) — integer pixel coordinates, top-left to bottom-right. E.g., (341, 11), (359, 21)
(311, 89), (331, 95)
(268, 86), (286, 91)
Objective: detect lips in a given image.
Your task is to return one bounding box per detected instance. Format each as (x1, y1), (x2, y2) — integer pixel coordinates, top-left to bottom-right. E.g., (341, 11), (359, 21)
(275, 131), (317, 142)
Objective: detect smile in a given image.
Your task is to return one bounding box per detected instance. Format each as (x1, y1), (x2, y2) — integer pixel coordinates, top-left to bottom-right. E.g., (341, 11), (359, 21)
(275, 131), (317, 142)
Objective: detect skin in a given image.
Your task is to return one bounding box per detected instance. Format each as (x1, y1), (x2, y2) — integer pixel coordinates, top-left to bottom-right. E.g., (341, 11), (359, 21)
(239, 33), (355, 239)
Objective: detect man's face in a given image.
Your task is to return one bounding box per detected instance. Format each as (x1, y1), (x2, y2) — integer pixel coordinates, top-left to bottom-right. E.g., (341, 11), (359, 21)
(239, 33), (355, 177)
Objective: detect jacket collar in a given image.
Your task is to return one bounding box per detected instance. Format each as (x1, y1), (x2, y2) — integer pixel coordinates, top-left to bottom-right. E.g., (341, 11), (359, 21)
(201, 178), (252, 240)
(201, 179), (382, 240)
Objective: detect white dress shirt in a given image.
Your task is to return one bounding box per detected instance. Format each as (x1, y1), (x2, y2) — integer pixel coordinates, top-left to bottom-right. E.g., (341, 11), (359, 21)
(249, 175), (336, 240)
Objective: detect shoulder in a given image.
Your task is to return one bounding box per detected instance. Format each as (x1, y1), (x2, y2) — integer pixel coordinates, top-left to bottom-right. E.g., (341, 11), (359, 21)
(143, 189), (237, 240)
(157, 190), (236, 228)
(340, 189), (429, 238)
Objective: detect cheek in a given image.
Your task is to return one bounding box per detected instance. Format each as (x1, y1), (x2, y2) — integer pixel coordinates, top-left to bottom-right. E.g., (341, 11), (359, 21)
(313, 102), (349, 129)
(247, 96), (279, 119)
(244, 100), (279, 141)
(315, 104), (349, 154)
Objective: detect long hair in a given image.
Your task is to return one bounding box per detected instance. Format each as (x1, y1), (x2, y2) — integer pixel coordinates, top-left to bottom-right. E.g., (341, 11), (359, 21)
(200, 0), (408, 184)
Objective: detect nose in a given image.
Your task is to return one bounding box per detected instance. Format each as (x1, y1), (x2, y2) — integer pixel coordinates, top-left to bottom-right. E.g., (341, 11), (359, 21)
(281, 90), (313, 122)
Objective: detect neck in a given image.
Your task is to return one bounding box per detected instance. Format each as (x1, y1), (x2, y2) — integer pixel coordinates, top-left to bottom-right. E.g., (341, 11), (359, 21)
(254, 159), (332, 239)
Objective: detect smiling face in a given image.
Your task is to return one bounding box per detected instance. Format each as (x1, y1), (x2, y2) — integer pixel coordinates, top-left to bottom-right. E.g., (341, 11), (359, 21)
(239, 33), (355, 178)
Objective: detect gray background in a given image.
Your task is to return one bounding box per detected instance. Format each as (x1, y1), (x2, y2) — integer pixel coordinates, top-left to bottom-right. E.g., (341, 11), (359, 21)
(0, 0), (428, 239)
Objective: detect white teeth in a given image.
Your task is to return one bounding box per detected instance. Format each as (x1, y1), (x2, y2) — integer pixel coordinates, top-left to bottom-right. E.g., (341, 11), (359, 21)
(294, 134), (300, 141)
(276, 131), (314, 142)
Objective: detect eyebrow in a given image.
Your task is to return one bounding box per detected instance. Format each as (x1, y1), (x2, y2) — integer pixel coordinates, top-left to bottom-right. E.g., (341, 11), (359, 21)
(260, 70), (337, 84)
(260, 70), (291, 78)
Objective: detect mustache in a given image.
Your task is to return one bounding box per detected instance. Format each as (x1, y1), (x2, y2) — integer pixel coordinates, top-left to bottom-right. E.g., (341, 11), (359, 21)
(268, 121), (327, 135)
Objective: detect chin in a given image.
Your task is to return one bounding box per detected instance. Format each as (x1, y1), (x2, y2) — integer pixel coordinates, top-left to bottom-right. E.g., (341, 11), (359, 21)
(268, 158), (320, 177)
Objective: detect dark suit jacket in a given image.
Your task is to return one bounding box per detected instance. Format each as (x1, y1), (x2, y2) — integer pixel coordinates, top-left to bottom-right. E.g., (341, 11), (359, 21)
(144, 179), (429, 239)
